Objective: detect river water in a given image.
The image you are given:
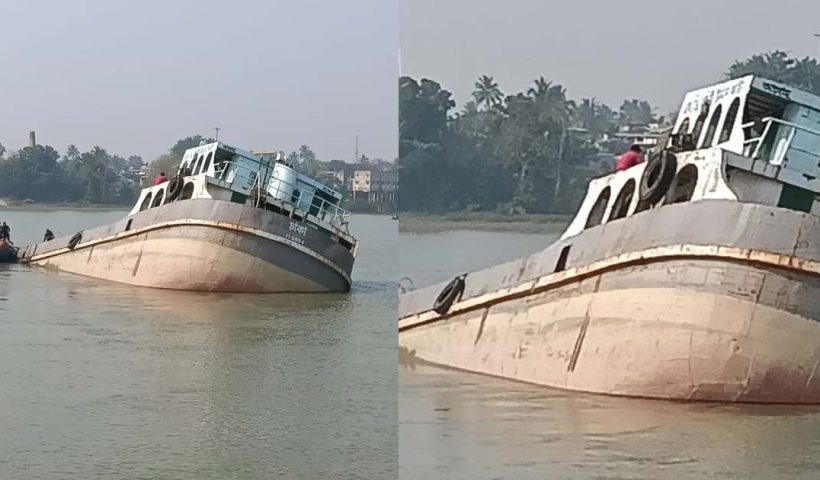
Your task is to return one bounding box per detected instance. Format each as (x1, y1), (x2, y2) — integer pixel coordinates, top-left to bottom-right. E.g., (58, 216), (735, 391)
(0, 209), (397, 479)
(399, 228), (820, 480)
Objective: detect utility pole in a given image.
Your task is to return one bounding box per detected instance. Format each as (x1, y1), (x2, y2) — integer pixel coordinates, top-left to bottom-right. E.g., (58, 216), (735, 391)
(354, 134), (359, 163)
(214, 127), (220, 141)
(814, 33), (820, 58)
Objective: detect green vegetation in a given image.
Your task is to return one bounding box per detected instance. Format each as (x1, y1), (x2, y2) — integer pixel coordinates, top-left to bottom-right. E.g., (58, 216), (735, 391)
(399, 211), (571, 234)
(0, 134), (395, 209)
(400, 50), (820, 215)
(0, 144), (142, 204)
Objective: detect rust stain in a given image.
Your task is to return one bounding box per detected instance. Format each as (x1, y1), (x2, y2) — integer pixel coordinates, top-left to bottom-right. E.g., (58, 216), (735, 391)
(474, 308), (489, 346)
(131, 248), (143, 277)
(567, 276), (601, 372)
(399, 243), (820, 331)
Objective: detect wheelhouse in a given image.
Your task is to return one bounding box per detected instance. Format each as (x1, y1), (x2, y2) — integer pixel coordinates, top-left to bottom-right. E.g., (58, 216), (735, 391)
(129, 141), (356, 251)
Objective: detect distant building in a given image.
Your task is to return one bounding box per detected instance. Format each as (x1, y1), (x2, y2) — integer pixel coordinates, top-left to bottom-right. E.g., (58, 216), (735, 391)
(329, 170), (345, 184)
(351, 169), (398, 207)
(611, 123), (664, 149)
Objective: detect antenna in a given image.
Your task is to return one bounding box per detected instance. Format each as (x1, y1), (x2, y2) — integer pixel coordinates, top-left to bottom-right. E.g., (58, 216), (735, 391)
(214, 127), (220, 141)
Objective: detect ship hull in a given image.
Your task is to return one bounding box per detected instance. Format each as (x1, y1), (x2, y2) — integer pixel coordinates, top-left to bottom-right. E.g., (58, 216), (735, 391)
(399, 201), (820, 403)
(19, 199), (355, 293)
(0, 241), (16, 263)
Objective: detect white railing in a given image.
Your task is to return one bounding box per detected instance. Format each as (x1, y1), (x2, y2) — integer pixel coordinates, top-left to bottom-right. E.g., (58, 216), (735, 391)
(744, 117), (820, 167)
(217, 160), (351, 230)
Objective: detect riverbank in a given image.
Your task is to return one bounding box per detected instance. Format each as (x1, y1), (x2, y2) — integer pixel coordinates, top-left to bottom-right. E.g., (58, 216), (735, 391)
(0, 199), (130, 212)
(399, 212), (571, 234)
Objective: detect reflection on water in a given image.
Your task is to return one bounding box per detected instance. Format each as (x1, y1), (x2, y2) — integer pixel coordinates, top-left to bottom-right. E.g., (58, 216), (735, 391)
(0, 211), (396, 479)
(400, 229), (820, 480)
(401, 363), (820, 480)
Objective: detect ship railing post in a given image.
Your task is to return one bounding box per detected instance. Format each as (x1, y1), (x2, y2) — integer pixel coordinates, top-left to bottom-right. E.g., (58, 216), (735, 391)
(752, 118), (774, 160)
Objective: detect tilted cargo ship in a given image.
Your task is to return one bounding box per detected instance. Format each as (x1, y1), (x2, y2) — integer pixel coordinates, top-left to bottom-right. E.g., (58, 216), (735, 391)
(18, 142), (358, 292)
(399, 75), (820, 403)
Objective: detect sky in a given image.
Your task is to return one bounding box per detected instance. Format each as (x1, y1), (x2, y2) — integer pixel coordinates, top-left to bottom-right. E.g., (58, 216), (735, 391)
(400, 0), (820, 116)
(0, 0), (397, 163)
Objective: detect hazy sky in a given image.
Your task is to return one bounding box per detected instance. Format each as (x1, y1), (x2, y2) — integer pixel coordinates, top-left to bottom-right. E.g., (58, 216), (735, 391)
(401, 0), (820, 115)
(0, 0), (397, 163)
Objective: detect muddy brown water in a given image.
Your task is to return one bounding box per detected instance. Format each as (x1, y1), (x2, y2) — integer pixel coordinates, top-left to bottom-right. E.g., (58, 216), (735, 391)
(399, 228), (820, 480)
(0, 209), (396, 479)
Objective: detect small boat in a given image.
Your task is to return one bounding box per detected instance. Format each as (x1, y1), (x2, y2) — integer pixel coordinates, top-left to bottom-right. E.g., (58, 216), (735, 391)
(18, 142), (359, 292)
(0, 239), (18, 263)
(400, 75), (820, 403)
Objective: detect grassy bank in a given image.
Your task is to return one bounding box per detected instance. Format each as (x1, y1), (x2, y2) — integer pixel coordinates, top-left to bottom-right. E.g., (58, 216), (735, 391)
(399, 211), (572, 234)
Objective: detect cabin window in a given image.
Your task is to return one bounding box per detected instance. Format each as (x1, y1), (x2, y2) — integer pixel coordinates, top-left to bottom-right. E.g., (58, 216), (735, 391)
(139, 192), (152, 211)
(675, 118), (690, 134)
(691, 105), (710, 146)
(665, 164), (698, 204)
(608, 179), (636, 222)
(203, 152), (212, 174)
(701, 105), (722, 148)
(585, 187), (611, 229)
(194, 155), (204, 175)
(180, 182), (195, 200)
(718, 98), (740, 144)
(152, 189), (165, 207)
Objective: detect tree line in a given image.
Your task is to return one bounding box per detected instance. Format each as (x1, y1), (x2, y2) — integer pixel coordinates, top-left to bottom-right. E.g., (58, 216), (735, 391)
(399, 50), (820, 214)
(0, 134), (393, 205)
(0, 143), (143, 204)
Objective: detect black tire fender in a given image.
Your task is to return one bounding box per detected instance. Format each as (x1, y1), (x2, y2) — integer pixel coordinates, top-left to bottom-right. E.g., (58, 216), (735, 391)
(433, 274), (467, 315)
(68, 232), (83, 250)
(166, 176), (184, 202)
(639, 151), (677, 205)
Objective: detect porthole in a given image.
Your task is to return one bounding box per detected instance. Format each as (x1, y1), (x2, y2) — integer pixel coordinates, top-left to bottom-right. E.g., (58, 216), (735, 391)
(718, 98), (740, 144)
(701, 105), (722, 148)
(608, 179), (636, 222)
(180, 182), (195, 200)
(691, 105), (710, 146)
(139, 192), (152, 211)
(203, 152), (212, 174)
(585, 186), (611, 229)
(194, 155), (204, 175)
(665, 164), (699, 204)
(152, 189), (165, 207)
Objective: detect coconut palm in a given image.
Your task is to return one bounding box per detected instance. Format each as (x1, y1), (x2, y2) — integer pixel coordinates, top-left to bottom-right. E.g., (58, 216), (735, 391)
(527, 77), (574, 195)
(472, 75), (503, 111)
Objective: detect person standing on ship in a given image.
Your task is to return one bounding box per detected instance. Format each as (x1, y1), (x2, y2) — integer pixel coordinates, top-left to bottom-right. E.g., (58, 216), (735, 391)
(615, 144), (644, 172)
(0, 221), (11, 243)
(153, 172), (169, 185)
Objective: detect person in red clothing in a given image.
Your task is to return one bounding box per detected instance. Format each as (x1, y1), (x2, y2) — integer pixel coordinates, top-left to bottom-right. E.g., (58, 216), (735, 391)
(152, 171), (169, 185)
(615, 145), (644, 172)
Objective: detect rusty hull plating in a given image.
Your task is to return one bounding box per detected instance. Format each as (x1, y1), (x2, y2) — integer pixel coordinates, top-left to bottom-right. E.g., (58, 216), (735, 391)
(399, 75), (820, 403)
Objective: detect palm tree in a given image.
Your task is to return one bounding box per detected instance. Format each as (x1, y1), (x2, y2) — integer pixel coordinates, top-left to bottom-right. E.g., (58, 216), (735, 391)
(527, 77), (574, 196)
(298, 145), (316, 167)
(618, 99), (655, 126)
(472, 75), (503, 111)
